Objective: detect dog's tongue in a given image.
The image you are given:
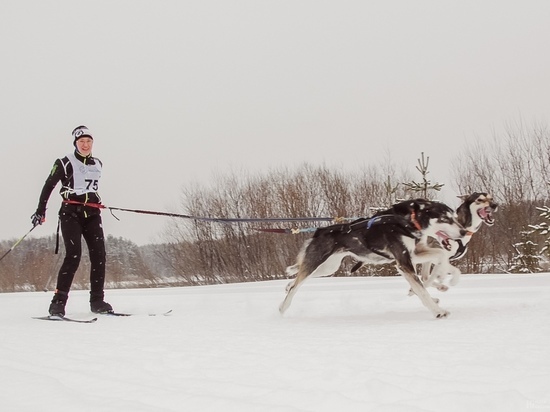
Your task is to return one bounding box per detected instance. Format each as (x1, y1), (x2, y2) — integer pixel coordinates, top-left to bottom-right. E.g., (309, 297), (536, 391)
(436, 230), (450, 241)
(436, 231), (452, 251)
(479, 207), (495, 224)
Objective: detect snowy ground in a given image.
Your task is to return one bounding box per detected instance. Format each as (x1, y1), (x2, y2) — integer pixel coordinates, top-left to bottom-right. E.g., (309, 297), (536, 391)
(1, 273), (549, 412)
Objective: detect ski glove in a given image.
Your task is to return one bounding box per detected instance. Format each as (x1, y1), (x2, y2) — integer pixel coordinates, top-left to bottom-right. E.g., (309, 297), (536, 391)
(31, 212), (45, 227)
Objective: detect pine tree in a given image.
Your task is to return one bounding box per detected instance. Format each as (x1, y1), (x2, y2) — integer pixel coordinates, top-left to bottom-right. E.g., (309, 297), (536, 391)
(509, 230), (542, 273)
(402, 152), (444, 198)
(529, 206), (550, 258)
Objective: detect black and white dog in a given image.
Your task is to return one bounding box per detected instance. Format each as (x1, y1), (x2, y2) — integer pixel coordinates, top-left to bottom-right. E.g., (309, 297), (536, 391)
(280, 199), (467, 319)
(419, 192), (498, 289)
(349, 192), (498, 291)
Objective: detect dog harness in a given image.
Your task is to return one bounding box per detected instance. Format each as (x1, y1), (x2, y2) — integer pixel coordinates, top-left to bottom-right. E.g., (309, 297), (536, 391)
(409, 210), (423, 231)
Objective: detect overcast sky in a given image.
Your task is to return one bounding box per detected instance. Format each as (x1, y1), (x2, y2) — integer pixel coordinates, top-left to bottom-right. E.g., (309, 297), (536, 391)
(1, 0), (549, 246)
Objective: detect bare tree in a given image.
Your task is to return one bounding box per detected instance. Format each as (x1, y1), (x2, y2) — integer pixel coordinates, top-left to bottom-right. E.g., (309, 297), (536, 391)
(158, 161), (414, 283)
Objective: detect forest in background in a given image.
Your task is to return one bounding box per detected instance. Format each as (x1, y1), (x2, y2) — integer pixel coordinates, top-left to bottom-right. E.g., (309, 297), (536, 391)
(1, 121), (549, 292)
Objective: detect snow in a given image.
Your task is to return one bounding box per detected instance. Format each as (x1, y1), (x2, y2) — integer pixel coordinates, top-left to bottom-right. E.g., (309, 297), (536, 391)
(1, 273), (549, 412)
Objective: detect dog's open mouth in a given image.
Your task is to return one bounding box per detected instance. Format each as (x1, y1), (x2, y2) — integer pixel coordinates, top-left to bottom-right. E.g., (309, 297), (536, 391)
(478, 206), (495, 226)
(435, 231), (452, 251)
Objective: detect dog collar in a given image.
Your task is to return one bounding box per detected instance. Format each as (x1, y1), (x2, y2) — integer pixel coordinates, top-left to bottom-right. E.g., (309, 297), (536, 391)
(410, 211), (422, 231)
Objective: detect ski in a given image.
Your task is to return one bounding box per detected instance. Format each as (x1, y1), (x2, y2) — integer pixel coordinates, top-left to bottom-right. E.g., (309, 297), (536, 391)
(101, 311), (131, 317)
(100, 309), (172, 317)
(33, 315), (98, 324)
(150, 309), (173, 316)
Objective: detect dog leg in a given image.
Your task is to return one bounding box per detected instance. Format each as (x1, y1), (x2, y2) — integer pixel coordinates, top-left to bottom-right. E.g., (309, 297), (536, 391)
(410, 262), (445, 297)
(285, 279), (295, 293)
(407, 287), (440, 304)
(419, 262), (432, 283)
(407, 256), (444, 299)
(416, 247), (459, 293)
(398, 262), (449, 318)
(285, 239), (311, 278)
(430, 262), (461, 290)
(413, 245), (448, 289)
(279, 274), (304, 314)
(408, 274), (449, 318)
(280, 251), (346, 315)
(284, 245), (307, 293)
(280, 266), (316, 314)
(285, 264), (299, 277)
(449, 269), (461, 286)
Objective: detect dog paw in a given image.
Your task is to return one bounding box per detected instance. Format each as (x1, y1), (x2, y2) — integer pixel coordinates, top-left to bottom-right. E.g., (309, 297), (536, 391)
(436, 310), (450, 319)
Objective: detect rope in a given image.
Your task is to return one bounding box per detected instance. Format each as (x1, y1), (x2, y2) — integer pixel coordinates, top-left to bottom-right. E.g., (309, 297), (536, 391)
(252, 227), (320, 234)
(61, 200), (353, 226)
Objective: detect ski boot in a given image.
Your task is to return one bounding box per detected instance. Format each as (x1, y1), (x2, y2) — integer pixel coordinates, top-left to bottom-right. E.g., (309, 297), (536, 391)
(49, 290), (68, 316)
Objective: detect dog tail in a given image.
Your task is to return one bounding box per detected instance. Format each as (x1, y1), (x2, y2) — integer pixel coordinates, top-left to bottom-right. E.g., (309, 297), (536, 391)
(285, 238), (313, 276)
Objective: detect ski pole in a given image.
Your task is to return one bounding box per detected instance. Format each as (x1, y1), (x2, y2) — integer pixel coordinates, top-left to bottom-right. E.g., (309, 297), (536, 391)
(0, 225), (38, 263)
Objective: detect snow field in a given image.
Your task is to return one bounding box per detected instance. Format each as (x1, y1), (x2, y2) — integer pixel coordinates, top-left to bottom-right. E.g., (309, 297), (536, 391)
(0, 274), (548, 411)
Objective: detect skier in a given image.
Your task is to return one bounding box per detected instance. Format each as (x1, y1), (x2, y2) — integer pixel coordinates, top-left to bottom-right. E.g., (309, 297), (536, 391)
(31, 125), (113, 316)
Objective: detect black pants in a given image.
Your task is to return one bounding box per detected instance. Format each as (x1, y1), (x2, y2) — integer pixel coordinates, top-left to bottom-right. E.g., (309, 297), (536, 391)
(56, 208), (106, 300)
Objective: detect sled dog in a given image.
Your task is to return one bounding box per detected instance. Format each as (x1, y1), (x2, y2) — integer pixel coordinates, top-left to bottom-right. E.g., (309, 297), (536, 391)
(280, 199), (467, 319)
(418, 192), (498, 289)
(348, 193), (498, 291)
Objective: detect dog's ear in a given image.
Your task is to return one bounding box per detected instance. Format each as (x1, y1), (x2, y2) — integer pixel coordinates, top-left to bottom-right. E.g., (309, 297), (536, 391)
(417, 200), (435, 216)
(457, 194), (470, 201)
(391, 200), (417, 216)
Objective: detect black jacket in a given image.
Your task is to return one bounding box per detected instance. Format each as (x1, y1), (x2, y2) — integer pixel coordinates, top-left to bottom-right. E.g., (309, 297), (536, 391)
(36, 150), (102, 216)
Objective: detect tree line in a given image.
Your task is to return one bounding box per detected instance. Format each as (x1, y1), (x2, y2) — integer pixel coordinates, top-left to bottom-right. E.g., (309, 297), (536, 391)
(1, 121), (549, 292)
(451, 120), (550, 273)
